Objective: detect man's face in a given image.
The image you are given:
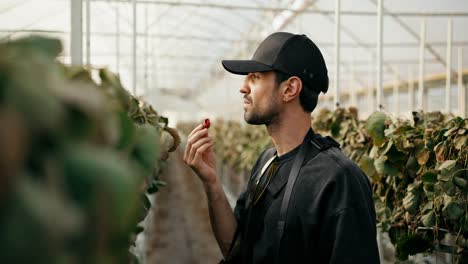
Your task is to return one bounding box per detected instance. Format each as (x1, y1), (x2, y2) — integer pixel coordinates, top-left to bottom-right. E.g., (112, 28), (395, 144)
(239, 71), (281, 125)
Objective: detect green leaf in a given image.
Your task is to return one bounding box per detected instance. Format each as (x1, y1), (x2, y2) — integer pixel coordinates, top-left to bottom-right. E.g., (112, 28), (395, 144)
(9, 35), (62, 58)
(453, 176), (467, 189)
(405, 155), (420, 178)
(388, 225), (406, 245)
(359, 155), (377, 180)
(423, 182), (435, 196)
(463, 215), (468, 233)
(366, 112), (387, 146)
(403, 192), (419, 214)
(421, 170), (438, 183)
(442, 181), (456, 196)
(421, 211), (435, 227)
(395, 233), (432, 261)
(132, 124), (161, 174)
(62, 143), (140, 234)
(374, 156), (399, 176)
(443, 201), (464, 221)
(134, 224), (144, 235)
(116, 111), (134, 150)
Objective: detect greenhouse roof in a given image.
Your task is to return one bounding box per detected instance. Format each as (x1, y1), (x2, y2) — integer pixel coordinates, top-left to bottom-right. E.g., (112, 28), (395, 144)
(1, 0), (468, 120)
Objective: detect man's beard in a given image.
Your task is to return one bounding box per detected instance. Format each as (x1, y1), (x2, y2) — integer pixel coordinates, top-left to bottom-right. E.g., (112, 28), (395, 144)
(244, 98), (280, 126)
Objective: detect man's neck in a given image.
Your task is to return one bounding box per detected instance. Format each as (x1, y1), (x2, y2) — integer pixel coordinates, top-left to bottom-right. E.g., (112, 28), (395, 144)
(266, 111), (311, 157)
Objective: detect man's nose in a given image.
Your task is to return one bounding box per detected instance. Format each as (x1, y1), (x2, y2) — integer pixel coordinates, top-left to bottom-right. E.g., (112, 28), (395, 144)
(239, 79), (251, 94)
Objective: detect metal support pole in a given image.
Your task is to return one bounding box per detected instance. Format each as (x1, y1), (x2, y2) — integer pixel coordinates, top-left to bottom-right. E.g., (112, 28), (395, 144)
(144, 3), (149, 94)
(393, 71), (399, 115)
(368, 56), (374, 114)
(408, 66), (415, 112)
(445, 18), (452, 113)
(458, 47), (466, 117)
(70, 0), (83, 65)
(151, 5), (159, 91)
(418, 19), (426, 111)
(376, 0), (383, 110)
(351, 55), (357, 107)
(334, 0), (341, 108)
(132, 0), (137, 95)
(85, 0), (91, 65)
(445, 18), (452, 114)
(115, 3), (120, 73)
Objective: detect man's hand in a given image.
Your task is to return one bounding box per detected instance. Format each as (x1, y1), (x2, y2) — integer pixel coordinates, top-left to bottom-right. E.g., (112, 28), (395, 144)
(183, 123), (217, 186)
(183, 121), (237, 258)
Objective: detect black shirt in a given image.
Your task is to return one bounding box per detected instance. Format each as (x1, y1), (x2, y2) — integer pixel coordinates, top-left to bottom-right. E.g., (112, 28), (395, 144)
(233, 129), (380, 263)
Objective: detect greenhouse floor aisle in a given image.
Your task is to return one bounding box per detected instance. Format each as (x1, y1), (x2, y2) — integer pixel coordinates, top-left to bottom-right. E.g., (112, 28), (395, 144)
(146, 150), (222, 264)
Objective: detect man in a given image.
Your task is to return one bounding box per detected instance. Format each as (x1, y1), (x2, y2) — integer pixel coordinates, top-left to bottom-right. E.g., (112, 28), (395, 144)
(183, 32), (379, 263)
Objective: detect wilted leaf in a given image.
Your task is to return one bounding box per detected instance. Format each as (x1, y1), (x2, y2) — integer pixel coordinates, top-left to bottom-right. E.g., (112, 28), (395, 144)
(454, 135), (467, 150)
(434, 141), (448, 162)
(443, 127), (458, 137)
(366, 112), (387, 146)
(413, 138), (430, 166)
(438, 160), (457, 173)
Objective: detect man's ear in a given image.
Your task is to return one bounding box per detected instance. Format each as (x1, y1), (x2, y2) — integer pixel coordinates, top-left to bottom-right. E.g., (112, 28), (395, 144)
(281, 76), (302, 103)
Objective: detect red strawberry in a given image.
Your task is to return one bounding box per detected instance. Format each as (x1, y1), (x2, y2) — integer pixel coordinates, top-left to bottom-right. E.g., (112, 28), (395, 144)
(202, 118), (210, 129)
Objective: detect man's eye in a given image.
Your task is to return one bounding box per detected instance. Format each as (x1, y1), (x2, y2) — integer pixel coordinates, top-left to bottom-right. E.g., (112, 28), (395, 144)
(253, 74), (260, 80)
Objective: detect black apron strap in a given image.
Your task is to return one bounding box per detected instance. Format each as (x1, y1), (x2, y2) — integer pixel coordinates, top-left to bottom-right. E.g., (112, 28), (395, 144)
(275, 134), (339, 264)
(225, 133), (340, 264)
(222, 147), (276, 264)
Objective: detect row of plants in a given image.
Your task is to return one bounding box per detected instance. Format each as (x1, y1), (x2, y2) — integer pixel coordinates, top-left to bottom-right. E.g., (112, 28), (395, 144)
(0, 36), (179, 263)
(314, 108), (467, 261)
(177, 108), (467, 261)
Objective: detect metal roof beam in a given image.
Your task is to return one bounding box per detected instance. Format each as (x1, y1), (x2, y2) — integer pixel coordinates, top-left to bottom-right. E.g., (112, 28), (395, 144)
(368, 0), (457, 77)
(5, 29), (468, 48)
(89, 0), (468, 17)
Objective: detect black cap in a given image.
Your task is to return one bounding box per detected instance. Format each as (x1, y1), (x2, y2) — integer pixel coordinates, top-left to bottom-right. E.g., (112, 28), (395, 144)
(222, 32), (328, 94)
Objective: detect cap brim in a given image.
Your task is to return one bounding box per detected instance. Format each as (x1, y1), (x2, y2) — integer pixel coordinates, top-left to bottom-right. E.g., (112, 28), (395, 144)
(222, 60), (273, 75)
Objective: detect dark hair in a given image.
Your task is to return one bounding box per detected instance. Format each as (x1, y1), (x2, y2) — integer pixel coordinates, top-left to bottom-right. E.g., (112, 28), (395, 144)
(275, 71), (321, 113)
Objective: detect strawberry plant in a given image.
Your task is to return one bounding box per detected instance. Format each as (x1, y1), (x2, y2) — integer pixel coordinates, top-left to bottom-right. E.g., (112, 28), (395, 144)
(0, 36), (179, 263)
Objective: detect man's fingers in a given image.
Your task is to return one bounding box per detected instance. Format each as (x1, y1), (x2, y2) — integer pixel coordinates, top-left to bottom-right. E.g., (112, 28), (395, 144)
(188, 124), (203, 138)
(190, 128), (209, 142)
(184, 126), (207, 162)
(192, 142), (213, 165)
(188, 136), (212, 163)
(184, 128), (208, 161)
